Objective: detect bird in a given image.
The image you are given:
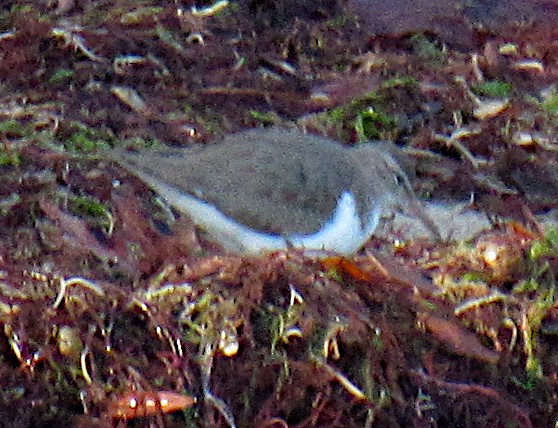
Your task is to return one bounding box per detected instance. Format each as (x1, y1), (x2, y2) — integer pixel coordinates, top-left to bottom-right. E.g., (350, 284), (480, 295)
(112, 127), (439, 255)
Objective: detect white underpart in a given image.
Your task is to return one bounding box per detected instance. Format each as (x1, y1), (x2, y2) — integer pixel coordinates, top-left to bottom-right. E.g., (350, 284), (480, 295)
(134, 169), (381, 254)
(288, 191), (381, 255)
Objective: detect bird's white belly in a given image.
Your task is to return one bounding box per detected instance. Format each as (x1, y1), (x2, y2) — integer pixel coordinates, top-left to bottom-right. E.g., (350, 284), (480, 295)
(144, 172), (380, 254)
(288, 191), (381, 255)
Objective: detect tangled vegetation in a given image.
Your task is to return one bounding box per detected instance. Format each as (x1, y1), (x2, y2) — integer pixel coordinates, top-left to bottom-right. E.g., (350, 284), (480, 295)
(1, 0), (558, 427)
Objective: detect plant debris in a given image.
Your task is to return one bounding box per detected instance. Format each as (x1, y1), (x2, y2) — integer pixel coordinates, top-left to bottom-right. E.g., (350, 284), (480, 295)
(1, 1), (558, 427)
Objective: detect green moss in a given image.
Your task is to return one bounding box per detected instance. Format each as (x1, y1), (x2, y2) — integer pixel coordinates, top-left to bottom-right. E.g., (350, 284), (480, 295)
(0, 119), (27, 136)
(382, 76), (418, 89)
(325, 266), (343, 282)
(409, 33), (447, 64)
(529, 230), (558, 260)
(63, 122), (112, 153)
(513, 278), (540, 294)
(49, 69), (75, 84)
(542, 93), (558, 113)
(511, 374), (539, 392)
(523, 283), (554, 377)
(416, 299), (439, 312)
(0, 118), (57, 148)
(355, 107), (396, 141)
(69, 195), (109, 219)
(547, 228), (558, 246)
(322, 90), (399, 140)
(511, 228), (557, 377)
(514, 229), (557, 294)
(472, 80), (512, 98)
(8, 4), (35, 14)
(370, 331), (384, 351)
(460, 272), (486, 282)
(68, 195), (114, 233)
(118, 136), (163, 150)
(65, 132), (110, 152)
(0, 193), (21, 215)
(0, 150), (21, 166)
(249, 110), (281, 125)
(326, 105), (347, 125)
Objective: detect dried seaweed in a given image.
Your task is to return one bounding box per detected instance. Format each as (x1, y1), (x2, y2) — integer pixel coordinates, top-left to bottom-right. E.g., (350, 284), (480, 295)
(1, 1), (558, 427)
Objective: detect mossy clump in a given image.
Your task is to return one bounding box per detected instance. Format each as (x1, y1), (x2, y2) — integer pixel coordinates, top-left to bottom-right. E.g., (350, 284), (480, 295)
(473, 80), (513, 98)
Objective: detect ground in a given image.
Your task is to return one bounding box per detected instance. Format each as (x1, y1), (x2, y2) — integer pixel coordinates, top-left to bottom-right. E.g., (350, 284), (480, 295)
(0, 1), (558, 427)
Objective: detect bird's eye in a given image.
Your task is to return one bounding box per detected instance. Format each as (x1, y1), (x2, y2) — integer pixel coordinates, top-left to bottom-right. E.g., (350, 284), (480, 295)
(393, 173), (406, 186)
